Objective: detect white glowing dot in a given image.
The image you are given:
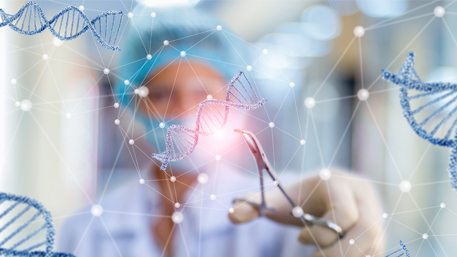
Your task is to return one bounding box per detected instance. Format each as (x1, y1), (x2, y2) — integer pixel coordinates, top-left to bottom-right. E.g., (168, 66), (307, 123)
(134, 88), (140, 94)
(434, 6), (445, 17)
(175, 202), (181, 208)
(215, 154), (221, 161)
(207, 95), (213, 100)
(151, 12), (156, 18)
(292, 206), (304, 217)
(422, 233), (429, 239)
(229, 208), (235, 213)
(216, 25), (222, 30)
(113, 102), (119, 108)
(210, 194), (216, 200)
(127, 12), (133, 18)
(399, 181), (412, 192)
(146, 54), (152, 60)
(304, 97), (315, 109)
(273, 180), (279, 186)
(42, 54), (48, 60)
(129, 139), (134, 145)
(320, 169), (331, 181)
(366, 255), (371, 257)
(382, 213), (388, 219)
(269, 122), (275, 128)
(171, 211), (183, 223)
(91, 204), (103, 216)
(179, 51), (186, 57)
(263, 49), (268, 54)
(349, 239), (355, 245)
(138, 86), (149, 97)
(358, 89), (369, 101)
(52, 37), (63, 47)
(289, 82), (295, 88)
(20, 99), (32, 112)
(114, 119), (120, 125)
(103, 68), (110, 75)
(11, 79), (17, 85)
(354, 26), (365, 37)
(66, 113), (71, 118)
(78, 5), (84, 11)
(15, 101), (20, 107)
(163, 40), (169, 46)
(139, 178), (145, 184)
(300, 139), (306, 145)
(440, 203), (446, 208)
(198, 173), (209, 184)
(170, 176), (176, 182)
(246, 65), (252, 71)
(159, 122), (165, 129)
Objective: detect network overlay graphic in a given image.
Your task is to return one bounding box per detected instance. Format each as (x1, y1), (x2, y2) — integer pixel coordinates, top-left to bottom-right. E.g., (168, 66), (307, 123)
(382, 52), (457, 191)
(151, 71), (267, 170)
(3, 0), (457, 257)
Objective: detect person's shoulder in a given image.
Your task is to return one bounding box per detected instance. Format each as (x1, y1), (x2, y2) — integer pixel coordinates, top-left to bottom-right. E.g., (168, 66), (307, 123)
(98, 177), (142, 209)
(57, 177), (141, 251)
(60, 177), (140, 229)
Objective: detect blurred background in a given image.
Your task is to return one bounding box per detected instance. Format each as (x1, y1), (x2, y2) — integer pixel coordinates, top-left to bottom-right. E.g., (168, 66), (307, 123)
(1, 0), (457, 255)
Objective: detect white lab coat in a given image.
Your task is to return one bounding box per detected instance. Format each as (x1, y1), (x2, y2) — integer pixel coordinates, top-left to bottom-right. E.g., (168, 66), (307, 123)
(57, 165), (315, 256)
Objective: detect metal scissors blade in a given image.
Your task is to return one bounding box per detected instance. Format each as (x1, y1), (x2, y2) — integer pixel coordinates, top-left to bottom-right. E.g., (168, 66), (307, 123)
(234, 129), (345, 239)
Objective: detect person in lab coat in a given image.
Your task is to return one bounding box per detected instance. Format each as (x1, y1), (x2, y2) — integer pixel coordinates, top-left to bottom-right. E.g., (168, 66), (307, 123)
(57, 6), (384, 257)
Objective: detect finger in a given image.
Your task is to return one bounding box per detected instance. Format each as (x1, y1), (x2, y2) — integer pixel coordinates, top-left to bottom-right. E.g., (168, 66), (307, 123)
(228, 184), (303, 225)
(310, 216), (384, 257)
(298, 181), (359, 247)
(311, 183), (384, 257)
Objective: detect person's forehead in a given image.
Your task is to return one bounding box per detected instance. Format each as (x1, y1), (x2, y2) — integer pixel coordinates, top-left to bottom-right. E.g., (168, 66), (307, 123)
(148, 60), (225, 81)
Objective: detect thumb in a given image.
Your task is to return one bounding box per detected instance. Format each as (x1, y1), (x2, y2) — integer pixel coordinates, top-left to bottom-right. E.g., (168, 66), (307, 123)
(228, 196), (261, 223)
(228, 187), (302, 225)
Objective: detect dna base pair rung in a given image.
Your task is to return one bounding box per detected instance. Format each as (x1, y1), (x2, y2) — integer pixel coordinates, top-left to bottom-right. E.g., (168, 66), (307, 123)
(0, 1), (123, 51)
(382, 52), (457, 191)
(151, 71), (267, 170)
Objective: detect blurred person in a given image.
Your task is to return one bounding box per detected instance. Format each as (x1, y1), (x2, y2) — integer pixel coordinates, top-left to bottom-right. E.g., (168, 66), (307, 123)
(58, 7), (384, 257)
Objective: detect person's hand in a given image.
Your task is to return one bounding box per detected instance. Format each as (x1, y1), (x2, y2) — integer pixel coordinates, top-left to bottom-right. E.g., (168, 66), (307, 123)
(228, 170), (384, 257)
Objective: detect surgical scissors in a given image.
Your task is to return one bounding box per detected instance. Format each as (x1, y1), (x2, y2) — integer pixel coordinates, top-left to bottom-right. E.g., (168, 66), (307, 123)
(234, 129), (345, 239)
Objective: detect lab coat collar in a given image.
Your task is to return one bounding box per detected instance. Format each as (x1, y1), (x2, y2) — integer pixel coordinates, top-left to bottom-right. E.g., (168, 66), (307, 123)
(100, 163), (255, 241)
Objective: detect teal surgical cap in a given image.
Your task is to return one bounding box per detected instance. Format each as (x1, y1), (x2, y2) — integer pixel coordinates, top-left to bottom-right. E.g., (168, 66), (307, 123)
(115, 7), (248, 107)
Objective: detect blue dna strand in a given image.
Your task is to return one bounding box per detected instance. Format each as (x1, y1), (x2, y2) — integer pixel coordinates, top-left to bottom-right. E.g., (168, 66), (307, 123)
(0, 192), (75, 257)
(0, 1), (123, 51)
(386, 241), (410, 257)
(152, 71), (267, 170)
(382, 52), (457, 191)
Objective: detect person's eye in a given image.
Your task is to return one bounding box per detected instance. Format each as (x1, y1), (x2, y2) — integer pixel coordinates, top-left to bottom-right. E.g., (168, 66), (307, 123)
(149, 87), (172, 102)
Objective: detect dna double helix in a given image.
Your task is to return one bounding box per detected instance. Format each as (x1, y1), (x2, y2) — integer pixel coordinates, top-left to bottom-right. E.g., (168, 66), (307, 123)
(0, 192), (74, 257)
(0, 1), (123, 51)
(382, 52), (457, 191)
(386, 241), (410, 257)
(151, 71), (267, 170)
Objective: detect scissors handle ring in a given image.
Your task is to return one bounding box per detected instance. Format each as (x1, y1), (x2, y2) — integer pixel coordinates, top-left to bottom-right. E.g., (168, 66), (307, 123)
(303, 213), (346, 239)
